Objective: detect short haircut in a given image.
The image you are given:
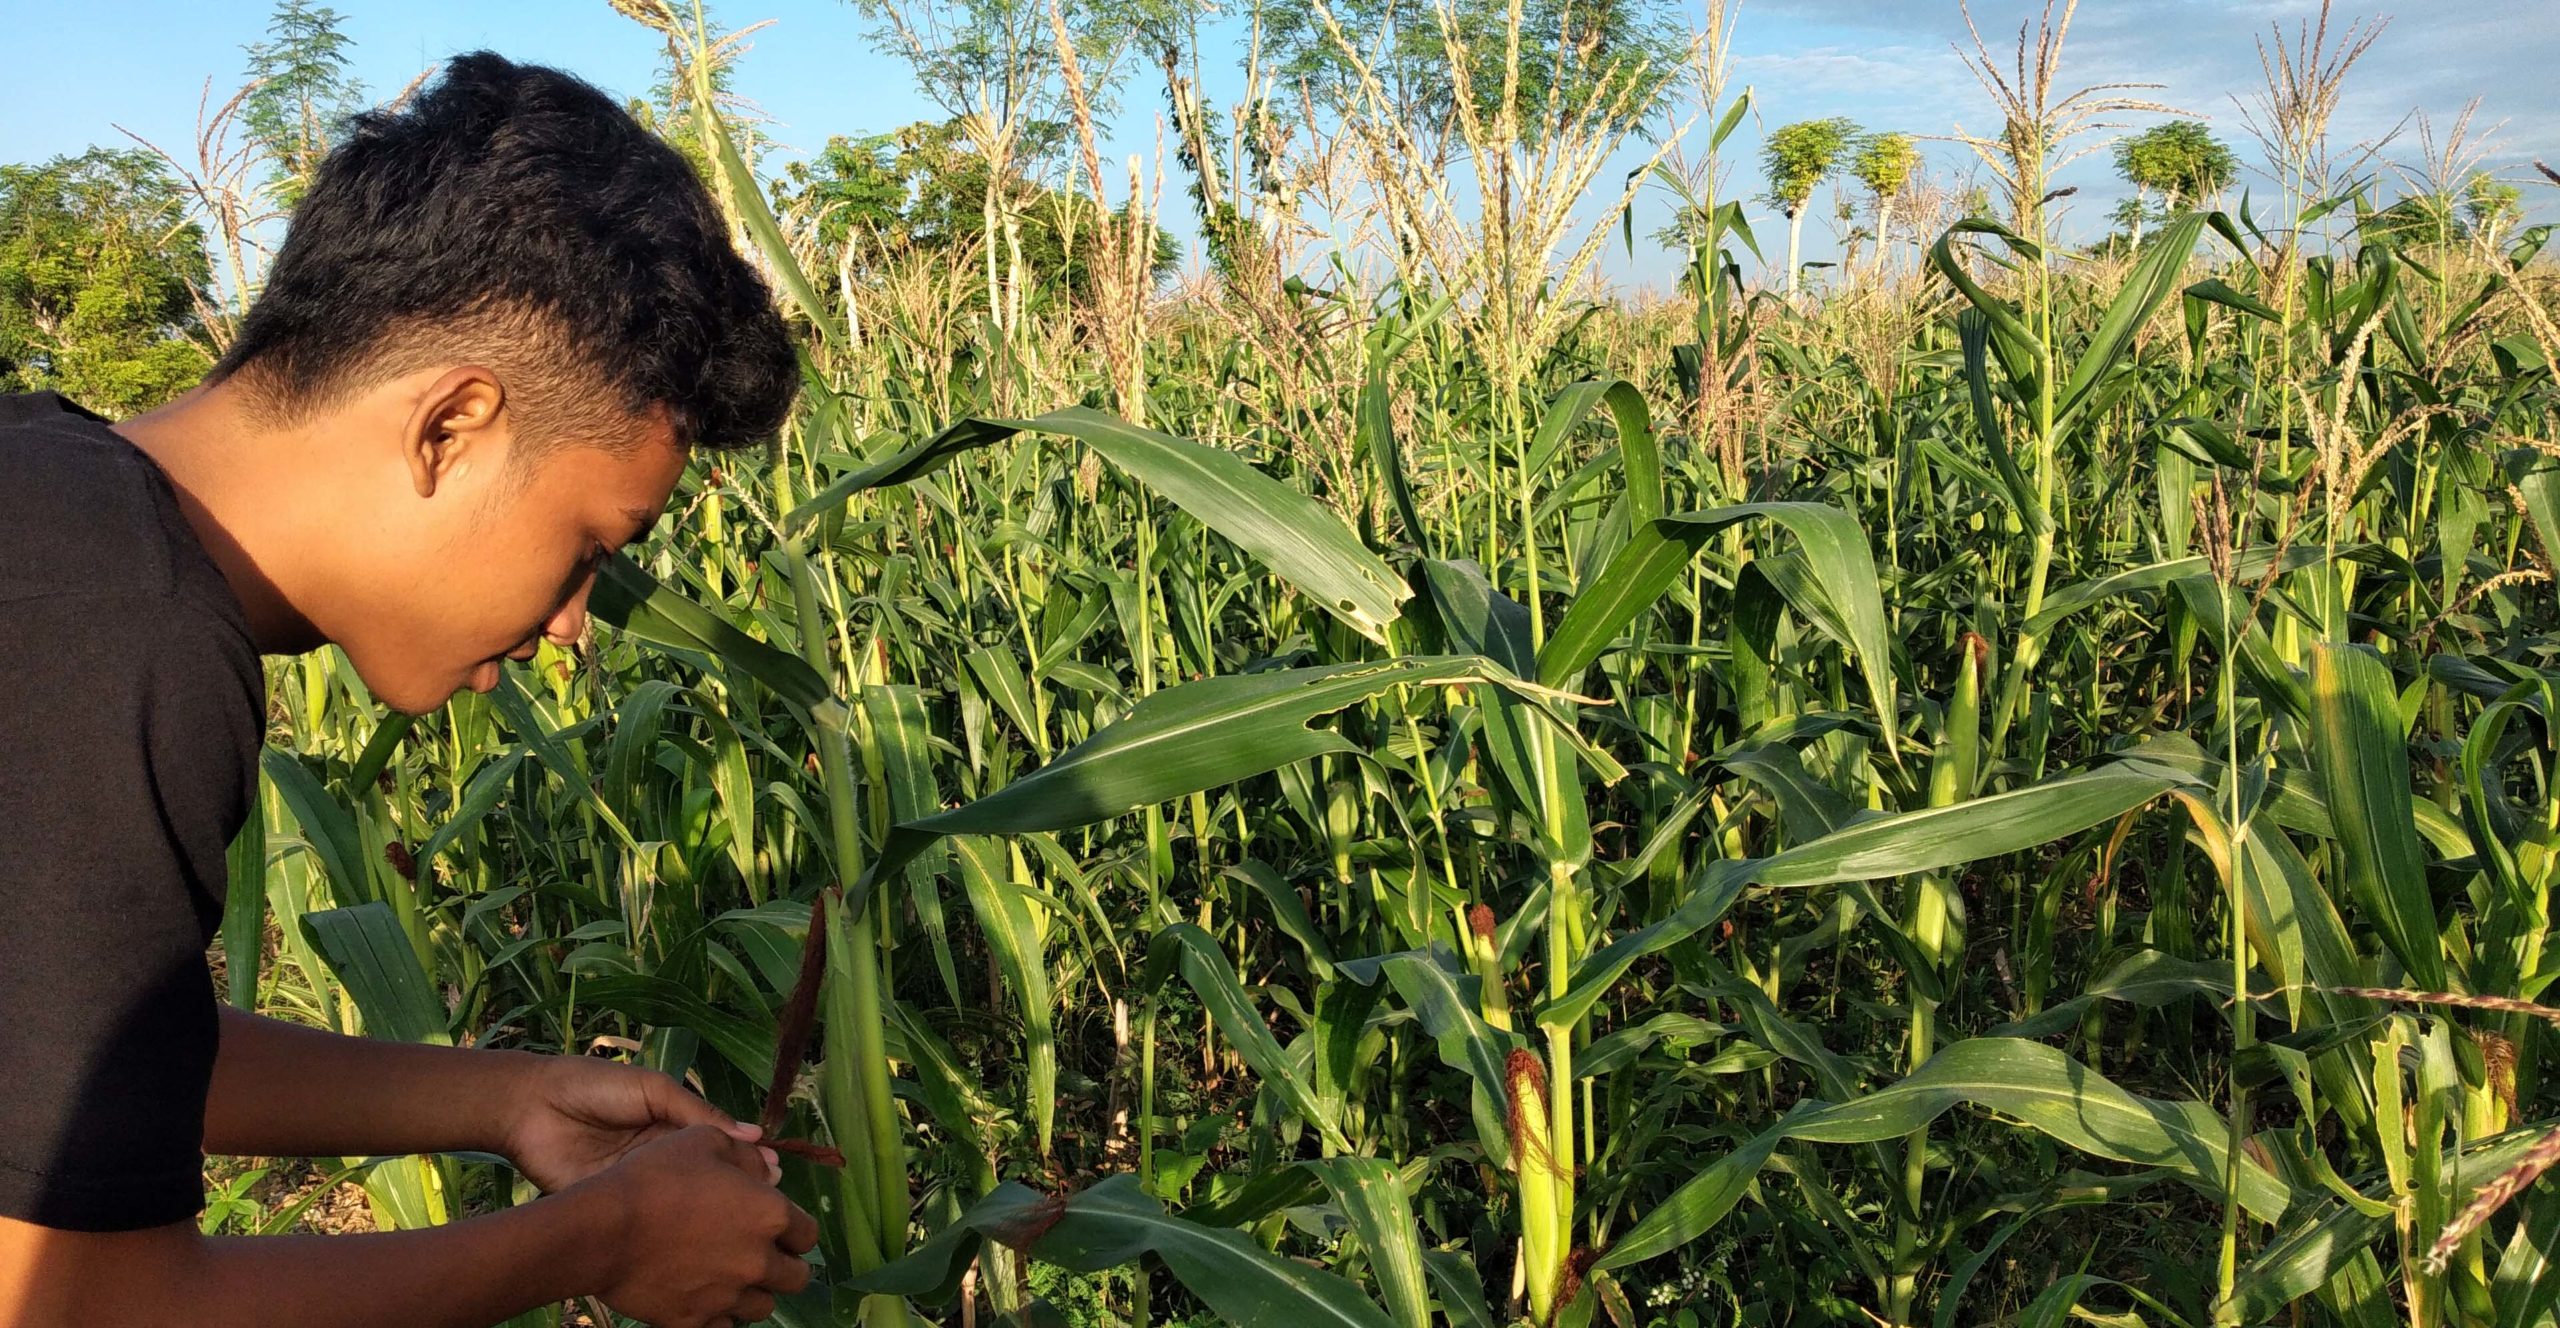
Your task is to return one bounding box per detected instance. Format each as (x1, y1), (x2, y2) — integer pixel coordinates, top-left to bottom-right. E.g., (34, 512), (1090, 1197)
(212, 51), (796, 453)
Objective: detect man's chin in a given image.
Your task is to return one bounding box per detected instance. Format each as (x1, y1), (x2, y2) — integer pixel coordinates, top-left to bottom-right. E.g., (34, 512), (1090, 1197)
(365, 665), (492, 716)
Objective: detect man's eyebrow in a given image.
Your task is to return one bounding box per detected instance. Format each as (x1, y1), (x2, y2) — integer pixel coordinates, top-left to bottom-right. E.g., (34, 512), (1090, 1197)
(619, 504), (663, 539)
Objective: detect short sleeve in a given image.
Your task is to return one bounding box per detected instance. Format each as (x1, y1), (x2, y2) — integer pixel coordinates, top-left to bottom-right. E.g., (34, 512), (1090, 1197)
(0, 593), (261, 1231)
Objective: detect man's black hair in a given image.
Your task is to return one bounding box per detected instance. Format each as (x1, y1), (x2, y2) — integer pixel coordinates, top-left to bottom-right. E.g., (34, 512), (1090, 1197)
(213, 51), (795, 451)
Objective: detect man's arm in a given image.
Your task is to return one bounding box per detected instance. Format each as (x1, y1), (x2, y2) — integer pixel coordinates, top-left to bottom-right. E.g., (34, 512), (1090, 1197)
(208, 1007), (758, 1192)
(0, 1126), (817, 1328)
(205, 1007), (533, 1160)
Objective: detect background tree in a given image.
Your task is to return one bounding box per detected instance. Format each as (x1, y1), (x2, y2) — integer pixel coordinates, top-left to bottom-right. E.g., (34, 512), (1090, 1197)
(241, 0), (363, 209)
(771, 120), (1177, 305)
(2103, 194), (2149, 251)
(1848, 131), (1917, 277)
(1258, 0), (1682, 149)
(1763, 116), (1858, 295)
(2366, 188), (2465, 249)
(2466, 170), (2524, 247)
(0, 148), (212, 414)
(2110, 120), (2236, 242)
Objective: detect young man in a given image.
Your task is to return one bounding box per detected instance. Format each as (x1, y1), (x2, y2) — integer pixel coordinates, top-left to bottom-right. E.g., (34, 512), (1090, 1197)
(0, 54), (819, 1328)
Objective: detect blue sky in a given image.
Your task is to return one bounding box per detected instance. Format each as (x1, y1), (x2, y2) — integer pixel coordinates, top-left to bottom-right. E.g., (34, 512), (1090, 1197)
(6, 0), (2553, 292)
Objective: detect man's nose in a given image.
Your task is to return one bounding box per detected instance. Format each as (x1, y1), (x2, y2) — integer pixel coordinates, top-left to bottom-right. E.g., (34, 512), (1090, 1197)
(545, 577), (595, 647)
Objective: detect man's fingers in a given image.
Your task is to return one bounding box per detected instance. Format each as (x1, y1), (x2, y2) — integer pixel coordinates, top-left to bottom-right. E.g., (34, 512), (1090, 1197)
(778, 1202), (820, 1256)
(703, 1126), (770, 1178)
(764, 1248), (815, 1293)
(732, 1289), (778, 1322)
(646, 1067), (751, 1135)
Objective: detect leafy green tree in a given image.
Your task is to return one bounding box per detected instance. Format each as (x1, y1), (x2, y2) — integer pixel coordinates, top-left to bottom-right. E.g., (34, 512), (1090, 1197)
(0, 149), (212, 415)
(2466, 171), (2524, 247)
(770, 120), (1177, 307)
(2106, 194), (2149, 239)
(1258, 0), (1681, 144)
(1848, 131), (1917, 275)
(2110, 121), (2236, 242)
(1763, 117), (1859, 295)
(242, 0), (363, 209)
(2366, 190), (2465, 249)
(774, 133), (916, 255)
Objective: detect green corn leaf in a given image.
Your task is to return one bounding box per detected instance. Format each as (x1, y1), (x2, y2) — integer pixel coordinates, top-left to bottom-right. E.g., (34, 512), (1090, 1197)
(689, 71), (831, 343)
(2054, 211), (2207, 431)
(222, 801), (266, 1010)
(574, 973), (776, 1078)
(2186, 276), (2282, 323)
(1424, 1249), (1501, 1328)
(1958, 309), (2045, 535)
(1598, 1106), (1811, 1269)
(1420, 558), (1536, 678)
(1608, 1038), (2294, 1271)
(301, 902), (448, 1045)
(1145, 922), (1348, 1152)
(1783, 1038), (2292, 1220)
(829, 1181), (1057, 1303)
(1542, 760), (2187, 1027)
(954, 837), (1056, 1155)
(1227, 860), (1337, 978)
(484, 673), (643, 855)
(1030, 406), (1410, 642)
(261, 747), (371, 907)
(849, 1175), (1397, 1328)
(1042, 1176), (1397, 1328)
(865, 656), (1604, 889)
(602, 680), (680, 824)
(964, 644), (1041, 746)
(2028, 543), (2334, 635)
(1307, 1157), (1433, 1328)
(1311, 976), (1382, 1127)
(1360, 363), (1426, 546)
(1338, 945), (1526, 1169)
(2222, 1120), (2558, 1323)
(1540, 504), (1895, 742)
(1757, 760), (2186, 888)
(2493, 1184), (2560, 1328)
(592, 554), (837, 721)
(2306, 642), (2447, 991)
(781, 416), (1023, 534)
(1929, 219), (2043, 391)
(1526, 381), (1659, 527)
(344, 713), (414, 796)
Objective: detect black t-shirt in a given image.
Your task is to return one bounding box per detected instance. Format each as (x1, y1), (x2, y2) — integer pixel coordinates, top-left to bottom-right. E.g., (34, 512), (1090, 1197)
(0, 391), (264, 1232)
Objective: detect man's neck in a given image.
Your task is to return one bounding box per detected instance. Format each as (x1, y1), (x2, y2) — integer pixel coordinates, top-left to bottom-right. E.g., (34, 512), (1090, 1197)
(116, 381), (327, 656)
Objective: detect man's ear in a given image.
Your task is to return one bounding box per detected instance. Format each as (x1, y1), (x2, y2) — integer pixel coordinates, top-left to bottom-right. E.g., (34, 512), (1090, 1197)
(401, 367), (509, 500)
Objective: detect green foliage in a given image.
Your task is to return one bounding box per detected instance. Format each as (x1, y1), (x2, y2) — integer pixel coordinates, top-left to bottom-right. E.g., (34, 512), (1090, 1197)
(2366, 190), (2466, 248)
(90, 7), (2560, 1325)
(1848, 131), (1917, 202)
(770, 121), (1179, 303)
(1258, 0), (1683, 139)
(2466, 170), (2524, 240)
(2110, 121), (2237, 210)
(1762, 117), (1861, 216)
(241, 0), (363, 209)
(0, 148), (210, 414)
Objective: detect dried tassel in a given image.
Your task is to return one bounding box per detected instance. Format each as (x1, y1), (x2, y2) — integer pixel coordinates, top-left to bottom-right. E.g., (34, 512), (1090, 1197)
(761, 889), (835, 1136)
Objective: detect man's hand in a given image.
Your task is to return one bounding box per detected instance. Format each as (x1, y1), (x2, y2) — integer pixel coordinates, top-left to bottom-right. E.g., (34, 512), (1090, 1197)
(580, 1125), (819, 1328)
(502, 1054), (776, 1194)
(0, 1124), (817, 1328)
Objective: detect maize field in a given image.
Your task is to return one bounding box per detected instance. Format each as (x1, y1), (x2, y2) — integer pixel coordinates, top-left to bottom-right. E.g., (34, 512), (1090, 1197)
(212, 3), (2560, 1325)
